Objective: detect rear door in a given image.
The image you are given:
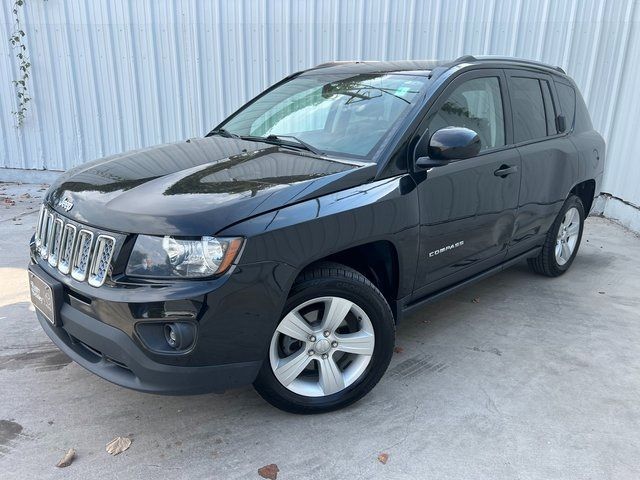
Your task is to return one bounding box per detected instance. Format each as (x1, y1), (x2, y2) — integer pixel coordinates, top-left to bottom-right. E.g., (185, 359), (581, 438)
(505, 70), (580, 256)
(411, 69), (522, 297)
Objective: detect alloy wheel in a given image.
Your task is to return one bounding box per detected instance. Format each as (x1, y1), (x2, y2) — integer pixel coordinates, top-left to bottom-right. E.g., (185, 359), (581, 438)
(555, 206), (581, 266)
(269, 296), (375, 397)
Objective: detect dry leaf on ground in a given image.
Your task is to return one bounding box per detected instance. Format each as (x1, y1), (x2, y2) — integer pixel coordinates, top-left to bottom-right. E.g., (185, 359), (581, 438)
(393, 346), (404, 354)
(258, 463), (279, 479)
(378, 452), (389, 464)
(472, 297), (480, 303)
(106, 436), (132, 455)
(56, 448), (76, 468)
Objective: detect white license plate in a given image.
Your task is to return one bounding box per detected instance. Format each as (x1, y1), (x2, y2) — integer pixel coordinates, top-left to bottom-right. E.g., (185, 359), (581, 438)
(29, 270), (58, 326)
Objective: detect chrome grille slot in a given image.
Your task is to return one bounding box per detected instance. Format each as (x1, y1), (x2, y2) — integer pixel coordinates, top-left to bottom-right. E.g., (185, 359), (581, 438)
(34, 205), (46, 248)
(47, 217), (64, 267)
(57, 223), (77, 275)
(88, 235), (116, 287)
(40, 212), (54, 259)
(71, 230), (94, 282)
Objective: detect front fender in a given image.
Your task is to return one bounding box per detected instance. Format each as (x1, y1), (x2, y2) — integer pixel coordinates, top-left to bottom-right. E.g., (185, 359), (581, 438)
(219, 174), (420, 300)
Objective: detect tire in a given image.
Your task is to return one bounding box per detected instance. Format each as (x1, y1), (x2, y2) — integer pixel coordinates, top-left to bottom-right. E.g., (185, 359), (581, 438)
(528, 195), (585, 277)
(253, 262), (395, 414)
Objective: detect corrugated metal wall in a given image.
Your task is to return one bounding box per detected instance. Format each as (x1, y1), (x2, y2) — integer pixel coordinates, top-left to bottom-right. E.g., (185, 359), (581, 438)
(0, 0), (638, 210)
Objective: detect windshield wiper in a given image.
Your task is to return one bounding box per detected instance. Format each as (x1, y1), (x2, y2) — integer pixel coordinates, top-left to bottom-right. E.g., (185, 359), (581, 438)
(208, 128), (240, 139)
(266, 135), (324, 155)
(240, 134), (324, 156)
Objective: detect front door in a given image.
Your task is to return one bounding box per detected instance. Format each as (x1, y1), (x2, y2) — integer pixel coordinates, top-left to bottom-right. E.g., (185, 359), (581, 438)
(411, 69), (522, 297)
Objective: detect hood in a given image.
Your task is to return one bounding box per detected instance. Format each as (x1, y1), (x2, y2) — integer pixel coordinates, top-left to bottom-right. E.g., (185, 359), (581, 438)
(46, 137), (375, 235)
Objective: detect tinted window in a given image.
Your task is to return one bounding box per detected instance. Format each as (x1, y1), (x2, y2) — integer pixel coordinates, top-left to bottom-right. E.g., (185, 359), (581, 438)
(556, 82), (576, 130)
(540, 80), (557, 135)
(429, 77), (505, 151)
(511, 77), (546, 142)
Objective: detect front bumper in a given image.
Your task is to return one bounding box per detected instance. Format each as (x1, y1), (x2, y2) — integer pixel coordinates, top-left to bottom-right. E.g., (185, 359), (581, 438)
(37, 307), (260, 394)
(30, 257), (296, 395)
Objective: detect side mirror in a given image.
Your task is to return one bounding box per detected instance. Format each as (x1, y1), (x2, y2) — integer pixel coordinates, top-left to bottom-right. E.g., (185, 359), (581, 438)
(416, 127), (481, 169)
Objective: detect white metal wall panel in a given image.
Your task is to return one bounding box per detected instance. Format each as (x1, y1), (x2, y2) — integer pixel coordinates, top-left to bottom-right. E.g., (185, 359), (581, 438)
(0, 0), (638, 208)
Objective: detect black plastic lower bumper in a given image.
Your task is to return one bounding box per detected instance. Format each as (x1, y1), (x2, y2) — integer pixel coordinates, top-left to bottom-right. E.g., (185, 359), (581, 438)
(37, 306), (261, 395)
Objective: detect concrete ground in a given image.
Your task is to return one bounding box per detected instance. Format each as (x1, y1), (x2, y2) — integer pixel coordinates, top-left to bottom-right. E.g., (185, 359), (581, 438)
(1, 181), (639, 480)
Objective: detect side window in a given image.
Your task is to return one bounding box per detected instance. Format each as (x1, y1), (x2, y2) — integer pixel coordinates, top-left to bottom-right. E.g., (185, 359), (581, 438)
(540, 80), (557, 135)
(555, 82), (576, 131)
(510, 77), (547, 142)
(428, 77), (505, 151)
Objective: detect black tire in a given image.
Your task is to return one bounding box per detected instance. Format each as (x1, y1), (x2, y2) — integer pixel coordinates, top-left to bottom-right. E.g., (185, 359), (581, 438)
(528, 195), (585, 277)
(253, 262), (395, 414)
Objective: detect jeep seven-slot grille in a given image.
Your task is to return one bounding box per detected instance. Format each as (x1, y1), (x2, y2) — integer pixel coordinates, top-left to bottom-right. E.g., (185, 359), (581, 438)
(34, 206), (116, 287)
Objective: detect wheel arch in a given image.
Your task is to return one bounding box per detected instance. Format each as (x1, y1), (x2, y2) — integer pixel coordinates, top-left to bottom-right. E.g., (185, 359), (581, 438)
(295, 240), (401, 322)
(570, 179), (596, 214)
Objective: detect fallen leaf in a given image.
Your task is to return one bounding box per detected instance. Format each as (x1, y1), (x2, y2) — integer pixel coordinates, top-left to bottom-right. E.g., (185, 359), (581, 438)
(106, 436), (132, 455)
(378, 452), (389, 464)
(598, 291), (605, 294)
(56, 448), (76, 468)
(20, 192), (31, 199)
(472, 297), (480, 303)
(393, 346), (404, 354)
(2, 197), (15, 206)
(258, 463), (279, 479)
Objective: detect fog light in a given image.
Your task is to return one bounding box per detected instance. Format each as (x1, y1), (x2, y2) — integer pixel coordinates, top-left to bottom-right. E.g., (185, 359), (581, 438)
(164, 322), (195, 350)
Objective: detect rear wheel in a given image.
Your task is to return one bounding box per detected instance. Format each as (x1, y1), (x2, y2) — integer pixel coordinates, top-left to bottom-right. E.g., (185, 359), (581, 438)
(253, 263), (395, 414)
(528, 195), (585, 277)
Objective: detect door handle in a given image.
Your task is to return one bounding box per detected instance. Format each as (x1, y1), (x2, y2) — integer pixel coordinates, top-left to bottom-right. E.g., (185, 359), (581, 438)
(494, 164), (518, 178)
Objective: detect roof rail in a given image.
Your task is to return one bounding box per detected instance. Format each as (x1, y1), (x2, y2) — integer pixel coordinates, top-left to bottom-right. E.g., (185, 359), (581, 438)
(453, 55), (566, 74)
(310, 60), (361, 70)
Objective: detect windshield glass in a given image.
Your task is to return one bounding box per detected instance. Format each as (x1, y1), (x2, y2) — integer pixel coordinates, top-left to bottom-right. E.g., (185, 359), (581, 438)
(219, 72), (429, 158)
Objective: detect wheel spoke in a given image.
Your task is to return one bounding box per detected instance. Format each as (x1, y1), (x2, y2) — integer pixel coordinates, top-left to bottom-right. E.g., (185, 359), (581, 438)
(321, 297), (353, 333)
(566, 221), (580, 237)
(318, 356), (345, 395)
(569, 207), (578, 225)
(561, 242), (572, 260)
(277, 311), (313, 342)
(334, 331), (375, 356)
(555, 242), (563, 259)
(273, 349), (312, 386)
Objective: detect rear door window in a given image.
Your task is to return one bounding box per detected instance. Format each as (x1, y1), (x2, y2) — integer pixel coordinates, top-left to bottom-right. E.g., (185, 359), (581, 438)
(510, 77), (547, 143)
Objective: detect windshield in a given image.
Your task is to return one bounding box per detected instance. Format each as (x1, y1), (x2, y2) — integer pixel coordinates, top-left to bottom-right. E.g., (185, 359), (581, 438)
(218, 72), (429, 158)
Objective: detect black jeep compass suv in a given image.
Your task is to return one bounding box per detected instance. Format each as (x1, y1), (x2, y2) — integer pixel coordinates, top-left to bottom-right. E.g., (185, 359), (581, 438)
(29, 56), (604, 413)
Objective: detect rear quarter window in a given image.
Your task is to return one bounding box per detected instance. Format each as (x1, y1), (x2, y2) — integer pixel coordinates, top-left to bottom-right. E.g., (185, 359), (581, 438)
(555, 82), (576, 131)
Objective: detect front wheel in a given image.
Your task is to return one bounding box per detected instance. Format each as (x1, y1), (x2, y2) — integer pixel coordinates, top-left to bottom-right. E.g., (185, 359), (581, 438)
(528, 195), (585, 277)
(253, 263), (395, 414)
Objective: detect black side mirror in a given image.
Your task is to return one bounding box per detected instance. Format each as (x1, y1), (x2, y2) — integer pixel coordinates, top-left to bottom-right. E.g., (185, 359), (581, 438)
(415, 127), (481, 169)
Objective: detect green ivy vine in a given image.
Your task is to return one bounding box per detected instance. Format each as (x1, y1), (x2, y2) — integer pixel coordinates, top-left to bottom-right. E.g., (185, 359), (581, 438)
(9, 0), (31, 127)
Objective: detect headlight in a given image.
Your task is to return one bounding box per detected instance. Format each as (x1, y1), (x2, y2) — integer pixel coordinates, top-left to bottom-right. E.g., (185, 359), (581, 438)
(126, 235), (244, 278)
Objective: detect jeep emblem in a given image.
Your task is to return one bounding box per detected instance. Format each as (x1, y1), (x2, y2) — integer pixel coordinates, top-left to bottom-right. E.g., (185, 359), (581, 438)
(58, 197), (74, 212)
